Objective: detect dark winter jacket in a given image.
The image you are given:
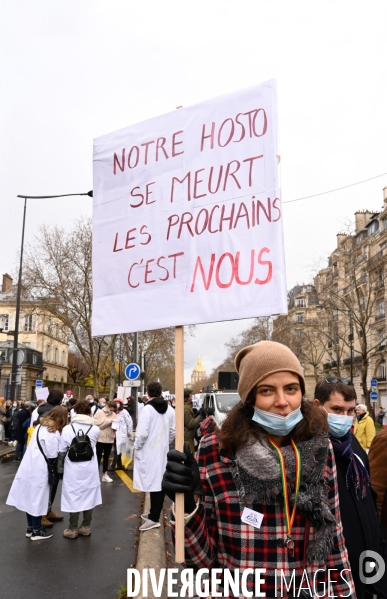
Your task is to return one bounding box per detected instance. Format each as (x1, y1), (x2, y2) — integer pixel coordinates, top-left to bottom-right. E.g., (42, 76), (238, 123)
(15, 407), (30, 443)
(8, 406), (19, 432)
(333, 433), (387, 598)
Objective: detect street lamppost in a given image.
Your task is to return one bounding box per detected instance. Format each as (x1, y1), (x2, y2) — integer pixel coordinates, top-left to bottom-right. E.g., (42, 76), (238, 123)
(10, 191), (93, 402)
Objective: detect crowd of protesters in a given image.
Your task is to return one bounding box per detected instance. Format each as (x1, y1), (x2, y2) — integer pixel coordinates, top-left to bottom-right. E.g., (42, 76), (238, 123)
(5, 388), (133, 540)
(3, 339), (387, 599)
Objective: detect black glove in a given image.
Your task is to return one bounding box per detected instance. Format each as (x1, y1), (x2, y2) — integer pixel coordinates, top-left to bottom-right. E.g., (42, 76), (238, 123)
(162, 442), (203, 513)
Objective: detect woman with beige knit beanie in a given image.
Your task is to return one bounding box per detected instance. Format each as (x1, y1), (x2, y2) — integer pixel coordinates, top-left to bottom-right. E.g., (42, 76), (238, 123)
(164, 341), (355, 598)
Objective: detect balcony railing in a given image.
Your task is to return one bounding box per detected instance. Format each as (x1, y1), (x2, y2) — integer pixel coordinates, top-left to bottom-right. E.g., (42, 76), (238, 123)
(368, 249), (386, 269)
(375, 313), (386, 322)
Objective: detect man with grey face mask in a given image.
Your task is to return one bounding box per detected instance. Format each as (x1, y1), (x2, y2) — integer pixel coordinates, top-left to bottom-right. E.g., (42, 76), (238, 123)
(314, 378), (387, 599)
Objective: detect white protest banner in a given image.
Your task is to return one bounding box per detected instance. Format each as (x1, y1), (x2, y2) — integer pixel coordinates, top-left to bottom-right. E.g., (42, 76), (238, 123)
(92, 79), (286, 336)
(35, 387), (49, 401)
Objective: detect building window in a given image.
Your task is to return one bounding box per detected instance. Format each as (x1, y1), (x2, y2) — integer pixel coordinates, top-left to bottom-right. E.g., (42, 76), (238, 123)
(295, 297), (306, 307)
(23, 314), (33, 332)
(377, 269), (384, 288)
(376, 300), (385, 321)
(54, 347), (58, 364)
(383, 219), (387, 231)
(0, 314), (9, 331)
(295, 313), (304, 323)
(45, 344), (51, 361)
(378, 360), (386, 379)
(62, 350), (66, 366)
(377, 329), (386, 347)
(333, 309), (339, 322)
(32, 353), (37, 365)
(295, 329), (303, 338)
(46, 318), (52, 335)
(368, 220), (379, 236)
(359, 295), (365, 309)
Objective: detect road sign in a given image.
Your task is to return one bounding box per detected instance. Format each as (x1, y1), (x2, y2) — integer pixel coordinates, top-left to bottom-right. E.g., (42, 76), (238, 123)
(8, 349), (24, 366)
(371, 379), (378, 387)
(370, 390), (378, 401)
(123, 380), (141, 387)
(125, 363), (140, 380)
(36, 380), (43, 387)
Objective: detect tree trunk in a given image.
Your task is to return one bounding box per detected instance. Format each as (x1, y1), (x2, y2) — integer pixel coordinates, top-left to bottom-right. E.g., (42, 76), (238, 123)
(361, 360), (371, 413)
(93, 370), (100, 399)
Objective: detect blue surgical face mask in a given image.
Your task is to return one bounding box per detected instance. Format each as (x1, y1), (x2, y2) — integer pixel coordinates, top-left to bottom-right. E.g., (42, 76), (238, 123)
(324, 409), (353, 438)
(252, 406), (304, 436)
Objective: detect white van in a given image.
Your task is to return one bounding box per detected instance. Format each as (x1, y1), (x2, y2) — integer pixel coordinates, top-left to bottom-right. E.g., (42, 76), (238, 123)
(202, 392), (241, 428)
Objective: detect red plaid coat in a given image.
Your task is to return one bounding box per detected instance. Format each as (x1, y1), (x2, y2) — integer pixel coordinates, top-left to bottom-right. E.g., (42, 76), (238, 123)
(172, 433), (355, 598)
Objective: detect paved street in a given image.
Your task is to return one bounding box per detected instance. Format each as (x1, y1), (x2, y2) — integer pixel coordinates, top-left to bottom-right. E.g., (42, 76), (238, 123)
(0, 458), (142, 599)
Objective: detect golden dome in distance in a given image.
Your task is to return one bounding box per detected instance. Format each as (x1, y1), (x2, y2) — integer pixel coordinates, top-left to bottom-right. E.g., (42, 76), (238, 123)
(193, 356), (205, 372)
(191, 356), (207, 384)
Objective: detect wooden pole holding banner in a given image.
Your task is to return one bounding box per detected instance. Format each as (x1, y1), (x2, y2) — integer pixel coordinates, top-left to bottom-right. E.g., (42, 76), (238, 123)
(174, 325), (185, 563)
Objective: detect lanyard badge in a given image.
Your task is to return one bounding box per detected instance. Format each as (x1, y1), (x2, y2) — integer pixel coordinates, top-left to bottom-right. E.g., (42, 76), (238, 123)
(268, 437), (301, 556)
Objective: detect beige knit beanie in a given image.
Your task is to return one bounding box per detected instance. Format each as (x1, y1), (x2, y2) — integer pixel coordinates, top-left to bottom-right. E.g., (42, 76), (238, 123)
(235, 340), (305, 402)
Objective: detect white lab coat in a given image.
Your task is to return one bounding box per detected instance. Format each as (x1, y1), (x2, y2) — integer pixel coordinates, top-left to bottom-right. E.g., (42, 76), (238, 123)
(30, 406), (39, 426)
(59, 416), (102, 512)
(134, 403), (175, 492)
(114, 409), (133, 455)
(6, 425), (60, 516)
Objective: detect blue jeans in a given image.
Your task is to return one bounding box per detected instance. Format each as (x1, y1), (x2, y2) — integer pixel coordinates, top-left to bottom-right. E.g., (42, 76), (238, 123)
(26, 513), (42, 531)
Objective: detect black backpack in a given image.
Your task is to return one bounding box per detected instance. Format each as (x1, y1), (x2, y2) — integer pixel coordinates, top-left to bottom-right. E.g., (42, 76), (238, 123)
(68, 424), (94, 462)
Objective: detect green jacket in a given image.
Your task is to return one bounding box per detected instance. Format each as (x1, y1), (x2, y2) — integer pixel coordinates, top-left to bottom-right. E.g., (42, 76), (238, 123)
(184, 402), (202, 441)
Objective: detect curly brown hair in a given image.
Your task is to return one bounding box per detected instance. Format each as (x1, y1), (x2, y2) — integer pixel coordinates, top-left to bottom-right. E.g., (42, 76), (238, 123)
(40, 406), (68, 433)
(219, 390), (328, 454)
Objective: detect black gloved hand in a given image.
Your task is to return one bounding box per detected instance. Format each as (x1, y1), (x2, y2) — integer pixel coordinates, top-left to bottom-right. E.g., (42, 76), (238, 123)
(162, 442), (203, 513)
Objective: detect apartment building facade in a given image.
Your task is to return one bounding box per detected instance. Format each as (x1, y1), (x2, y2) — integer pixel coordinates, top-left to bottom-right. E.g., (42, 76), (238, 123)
(0, 273), (69, 397)
(273, 187), (387, 409)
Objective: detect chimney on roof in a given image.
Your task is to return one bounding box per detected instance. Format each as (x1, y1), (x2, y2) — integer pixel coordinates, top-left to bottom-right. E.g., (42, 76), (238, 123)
(337, 232), (348, 249)
(355, 210), (373, 234)
(383, 187), (387, 209)
(2, 273), (13, 293)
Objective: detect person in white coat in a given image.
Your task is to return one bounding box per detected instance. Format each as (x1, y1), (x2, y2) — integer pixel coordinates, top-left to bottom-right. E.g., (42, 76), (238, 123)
(57, 399), (102, 539)
(134, 381), (175, 531)
(6, 406), (68, 541)
(112, 399), (133, 470)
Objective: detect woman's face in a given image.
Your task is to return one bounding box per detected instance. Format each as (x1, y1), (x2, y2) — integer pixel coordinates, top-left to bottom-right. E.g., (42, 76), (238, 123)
(254, 372), (302, 415)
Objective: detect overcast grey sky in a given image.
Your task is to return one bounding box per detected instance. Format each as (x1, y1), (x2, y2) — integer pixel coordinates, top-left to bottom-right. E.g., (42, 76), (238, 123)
(1, 1), (387, 381)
